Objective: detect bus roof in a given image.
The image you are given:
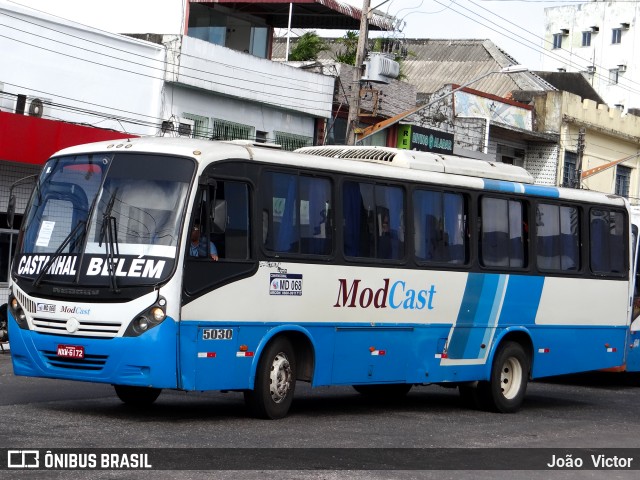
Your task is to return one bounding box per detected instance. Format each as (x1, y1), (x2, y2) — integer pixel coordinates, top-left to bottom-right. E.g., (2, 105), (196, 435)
(296, 145), (534, 184)
(53, 137), (627, 208)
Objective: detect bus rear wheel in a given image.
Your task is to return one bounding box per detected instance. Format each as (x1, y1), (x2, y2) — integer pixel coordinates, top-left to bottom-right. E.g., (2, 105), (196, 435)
(114, 385), (162, 406)
(244, 337), (296, 419)
(473, 341), (529, 413)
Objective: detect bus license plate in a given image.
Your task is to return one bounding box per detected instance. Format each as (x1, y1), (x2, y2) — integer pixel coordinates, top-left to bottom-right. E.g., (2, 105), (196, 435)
(57, 345), (85, 359)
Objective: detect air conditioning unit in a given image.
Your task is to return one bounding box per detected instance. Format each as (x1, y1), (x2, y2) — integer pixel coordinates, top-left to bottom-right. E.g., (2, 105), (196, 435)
(26, 97), (48, 117)
(160, 117), (195, 138)
(15, 95), (49, 117)
(361, 52), (400, 84)
(587, 65), (596, 74)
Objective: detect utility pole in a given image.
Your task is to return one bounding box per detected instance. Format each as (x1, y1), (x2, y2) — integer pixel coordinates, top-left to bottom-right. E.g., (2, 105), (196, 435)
(575, 127), (586, 188)
(346, 0), (371, 146)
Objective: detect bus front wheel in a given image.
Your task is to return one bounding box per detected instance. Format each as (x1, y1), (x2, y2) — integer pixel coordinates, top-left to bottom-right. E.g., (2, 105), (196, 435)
(478, 341), (529, 413)
(244, 337), (297, 419)
(113, 385), (161, 406)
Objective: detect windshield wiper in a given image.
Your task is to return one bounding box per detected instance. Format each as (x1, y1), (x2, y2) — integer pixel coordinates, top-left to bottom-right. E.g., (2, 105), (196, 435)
(99, 189), (120, 293)
(33, 220), (86, 287)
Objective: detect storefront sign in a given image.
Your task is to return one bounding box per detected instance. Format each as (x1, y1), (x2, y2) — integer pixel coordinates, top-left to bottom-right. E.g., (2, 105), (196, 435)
(397, 125), (454, 154)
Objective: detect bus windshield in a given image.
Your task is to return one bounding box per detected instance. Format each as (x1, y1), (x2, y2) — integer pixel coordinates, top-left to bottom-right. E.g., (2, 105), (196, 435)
(16, 152), (195, 288)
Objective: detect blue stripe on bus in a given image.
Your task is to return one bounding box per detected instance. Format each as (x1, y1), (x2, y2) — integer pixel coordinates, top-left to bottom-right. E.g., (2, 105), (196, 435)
(483, 179), (560, 198)
(447, 273), (503, 359)
(497, 275), (545, 327)
(523, 184), (560, 198)
(483, 180), (525, 194)
(447, 274), (545, 361)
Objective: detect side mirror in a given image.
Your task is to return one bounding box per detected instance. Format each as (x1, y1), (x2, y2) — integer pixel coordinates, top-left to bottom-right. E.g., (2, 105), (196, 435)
(6, 174), (38, 228)
(6, 195), (15, 228)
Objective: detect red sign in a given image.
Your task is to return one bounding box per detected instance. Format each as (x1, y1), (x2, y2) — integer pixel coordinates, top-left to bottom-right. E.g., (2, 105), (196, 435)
(56, 344), (85, 359)
(0, 111), (136, 165)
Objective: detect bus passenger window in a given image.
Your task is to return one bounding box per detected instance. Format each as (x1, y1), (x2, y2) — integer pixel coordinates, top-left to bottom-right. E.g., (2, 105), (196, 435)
(536, 204), (580, 272)
(262, 172), (332, 256)
(343, 181), (404, 260)
(590, 209), (625, 274)
(414, 189), (467, 265)
(480, 197), (525, 268)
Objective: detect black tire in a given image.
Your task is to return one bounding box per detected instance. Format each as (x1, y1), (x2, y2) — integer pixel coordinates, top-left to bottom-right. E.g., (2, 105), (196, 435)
(476, 341), (529, 413)
(114, 385), (161, 406)
(352, 384), (412, 398)
(244, 337), (296, 419)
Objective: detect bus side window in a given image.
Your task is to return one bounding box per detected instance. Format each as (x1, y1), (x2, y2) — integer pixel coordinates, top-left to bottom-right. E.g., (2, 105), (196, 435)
(590, 209), (625, 275)
(211, 181), (250, 260)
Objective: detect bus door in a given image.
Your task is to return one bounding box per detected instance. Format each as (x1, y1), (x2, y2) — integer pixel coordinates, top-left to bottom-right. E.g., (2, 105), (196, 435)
(179, 176), (256, 390)
(627, 212), (640, 372)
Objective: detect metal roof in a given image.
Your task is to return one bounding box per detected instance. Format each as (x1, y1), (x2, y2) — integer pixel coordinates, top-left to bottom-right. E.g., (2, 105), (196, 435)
(189, 0), (396, 31)
(272, 37), (555, 98)
(400, 39), (553, 97)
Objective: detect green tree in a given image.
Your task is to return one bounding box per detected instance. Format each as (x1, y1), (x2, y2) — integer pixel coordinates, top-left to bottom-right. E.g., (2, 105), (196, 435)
(288, 32), (329, 61)
(334, 31), (359, 65)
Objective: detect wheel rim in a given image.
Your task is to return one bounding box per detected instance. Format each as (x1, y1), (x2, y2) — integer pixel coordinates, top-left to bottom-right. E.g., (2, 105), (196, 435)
(500, 356), (523, 400)
(269, 352), (292, 404)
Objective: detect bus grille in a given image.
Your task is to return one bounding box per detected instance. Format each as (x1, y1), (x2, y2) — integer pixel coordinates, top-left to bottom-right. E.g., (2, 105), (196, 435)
(31, 317), (122, 338)
(41, 350), (108, 371)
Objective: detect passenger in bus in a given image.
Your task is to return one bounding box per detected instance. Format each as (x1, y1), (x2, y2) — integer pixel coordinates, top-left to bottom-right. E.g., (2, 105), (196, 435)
(378, 214), (392, 259)
(190, 222), (218, 261)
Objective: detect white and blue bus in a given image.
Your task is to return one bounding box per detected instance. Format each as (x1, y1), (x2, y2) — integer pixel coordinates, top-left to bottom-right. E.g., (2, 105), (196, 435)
(6, 138), (634, 418)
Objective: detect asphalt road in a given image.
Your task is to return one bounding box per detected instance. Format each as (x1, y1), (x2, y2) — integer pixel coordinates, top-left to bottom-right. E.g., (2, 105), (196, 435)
(1, 351), (640, 479)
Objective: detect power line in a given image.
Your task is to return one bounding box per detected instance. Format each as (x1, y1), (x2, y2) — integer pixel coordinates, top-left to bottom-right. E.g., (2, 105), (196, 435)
(464, 0), (640, 96)
(428, 0), (640, 99)
(0, 10), (333, 93)
(0, 27), (333, 113)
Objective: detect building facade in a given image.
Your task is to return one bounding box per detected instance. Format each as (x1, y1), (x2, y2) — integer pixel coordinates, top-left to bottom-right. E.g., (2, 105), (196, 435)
(533, 91), (640, 199)
(0, 1), (338, 311)
(543, 1), (640, 112)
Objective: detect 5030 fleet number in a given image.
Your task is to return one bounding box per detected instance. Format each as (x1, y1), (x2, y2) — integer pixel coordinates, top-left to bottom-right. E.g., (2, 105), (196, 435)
(202, 328), (233, 340)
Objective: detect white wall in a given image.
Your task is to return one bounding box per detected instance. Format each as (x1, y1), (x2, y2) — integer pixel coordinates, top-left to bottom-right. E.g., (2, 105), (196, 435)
(167, 84), (316, 140)
(543, 2), (640, 110)
(171, 36), (334, 119)
(0, 3), (166, 136)
(3, 0), (186, 34)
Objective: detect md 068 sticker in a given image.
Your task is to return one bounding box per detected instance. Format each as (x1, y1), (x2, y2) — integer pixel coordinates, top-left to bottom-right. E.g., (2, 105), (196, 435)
(270, 273), (303, 296)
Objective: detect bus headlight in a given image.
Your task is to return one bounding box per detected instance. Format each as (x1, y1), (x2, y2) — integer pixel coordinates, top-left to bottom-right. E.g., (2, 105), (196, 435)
(8, 293), (29, 330)
(123, 296), (168, 337)
(150, 307), (166, 322)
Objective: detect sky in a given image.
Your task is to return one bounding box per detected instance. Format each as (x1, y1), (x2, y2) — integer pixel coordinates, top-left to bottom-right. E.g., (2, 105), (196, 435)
(5, 0), (565, 70)
(341, 0), (564, 70)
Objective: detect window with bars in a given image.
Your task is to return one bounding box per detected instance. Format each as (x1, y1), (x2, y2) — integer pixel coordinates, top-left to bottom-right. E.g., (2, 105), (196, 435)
(0, 230), (18, 284)
(211, 118), (253, 141)
(552, 33), (563, 49)
(615, 165), (631, 198)
(582, 31), (591, 47)
(274, 131), (313, 151)
(182, 113), (210, 139)
(562, 151), (578, 188)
